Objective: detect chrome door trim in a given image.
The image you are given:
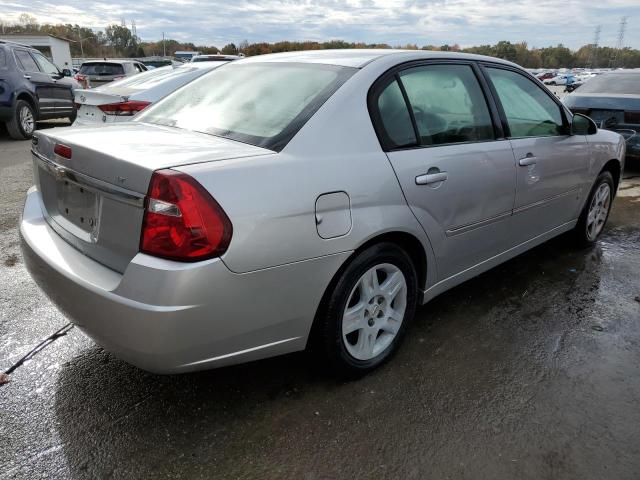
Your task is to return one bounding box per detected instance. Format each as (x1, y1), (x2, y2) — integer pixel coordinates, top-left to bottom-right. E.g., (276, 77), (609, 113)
(445, 210), (512, 237)
(32, 149), (145, 207)
(513, 187), (582, 215)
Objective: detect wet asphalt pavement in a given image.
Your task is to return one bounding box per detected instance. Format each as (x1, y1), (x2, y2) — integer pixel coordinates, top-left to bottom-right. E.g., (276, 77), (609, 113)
(1, 123), (640, 479)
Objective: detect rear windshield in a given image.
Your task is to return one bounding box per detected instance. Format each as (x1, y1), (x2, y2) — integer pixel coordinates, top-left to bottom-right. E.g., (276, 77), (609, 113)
(79, 63), (125, 76)
(137, 62), (355, 151)
(577, 73), (640, 95)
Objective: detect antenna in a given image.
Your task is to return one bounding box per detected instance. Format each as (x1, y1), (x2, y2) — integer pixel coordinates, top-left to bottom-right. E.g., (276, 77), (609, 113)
(587, 25), (601, 69)
(609, 16), (628, 68)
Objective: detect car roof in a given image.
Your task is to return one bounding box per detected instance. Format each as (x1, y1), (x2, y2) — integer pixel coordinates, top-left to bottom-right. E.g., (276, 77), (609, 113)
(81, 59), (139, 65)
(238, 49), (518, 69)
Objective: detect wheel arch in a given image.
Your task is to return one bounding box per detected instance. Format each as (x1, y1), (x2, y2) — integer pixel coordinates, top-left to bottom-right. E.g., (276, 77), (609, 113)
(306, 230), (429, 349)
(600, 158), (621, 192)
(15, 91), (38, 116)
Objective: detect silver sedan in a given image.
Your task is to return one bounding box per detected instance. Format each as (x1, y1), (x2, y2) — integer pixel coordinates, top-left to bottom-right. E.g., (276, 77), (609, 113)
(21, 50), (625, 376)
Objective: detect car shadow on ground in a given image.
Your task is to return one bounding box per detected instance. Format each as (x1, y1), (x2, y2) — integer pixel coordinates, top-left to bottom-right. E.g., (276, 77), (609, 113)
(51, 229), (611, 477)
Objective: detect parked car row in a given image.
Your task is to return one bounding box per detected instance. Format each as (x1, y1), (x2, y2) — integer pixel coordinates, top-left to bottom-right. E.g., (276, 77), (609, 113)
(22, 50), (625, 377)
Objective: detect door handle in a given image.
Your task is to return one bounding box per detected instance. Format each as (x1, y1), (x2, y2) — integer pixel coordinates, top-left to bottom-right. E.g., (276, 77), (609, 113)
(23, 74), (31, 80)
(518, 156), (538, 166)
(416, 171), (448, 185)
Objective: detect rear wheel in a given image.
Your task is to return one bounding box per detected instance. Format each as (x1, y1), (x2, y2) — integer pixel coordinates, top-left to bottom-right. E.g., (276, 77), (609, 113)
(574, 171), (614, 245)
(315, 243), (418, 377)
(6, 99), (36, 140)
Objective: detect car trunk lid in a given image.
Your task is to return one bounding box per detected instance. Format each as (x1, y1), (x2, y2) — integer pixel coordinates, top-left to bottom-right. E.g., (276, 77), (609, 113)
(31, 123), (274, 272)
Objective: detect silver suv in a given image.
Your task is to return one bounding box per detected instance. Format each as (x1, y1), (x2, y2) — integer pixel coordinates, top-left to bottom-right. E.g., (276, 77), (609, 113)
(75, 59), (148, 88)
(21, 50), (625, 377)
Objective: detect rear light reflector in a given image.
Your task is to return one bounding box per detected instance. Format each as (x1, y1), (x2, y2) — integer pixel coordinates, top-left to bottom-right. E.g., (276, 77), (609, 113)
(624, 111), (640, 124)
(53, 143), (72, 159)
(98, 100), (151, 116)
(140, 169), (232, 262)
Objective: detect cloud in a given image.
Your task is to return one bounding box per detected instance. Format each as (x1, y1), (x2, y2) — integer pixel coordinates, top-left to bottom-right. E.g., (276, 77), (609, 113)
(3, 0), (638, 49)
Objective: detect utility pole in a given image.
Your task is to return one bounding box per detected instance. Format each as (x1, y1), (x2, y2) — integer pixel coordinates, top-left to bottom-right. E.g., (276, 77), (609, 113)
(162, 32), (166, 57)
(609, 16), (628, 68)
(587, 25), (601, 69)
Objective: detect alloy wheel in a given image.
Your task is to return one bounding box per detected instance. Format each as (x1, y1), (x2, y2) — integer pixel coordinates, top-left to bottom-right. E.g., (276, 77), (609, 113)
(20, 106), (35, 135)
(586, 183), (611, 241)
(342, 263), (407, 361)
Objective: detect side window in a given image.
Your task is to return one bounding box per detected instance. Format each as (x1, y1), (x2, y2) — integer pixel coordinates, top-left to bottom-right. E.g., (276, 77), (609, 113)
(485, 68), (564, 138)
(375, 79), (417, 148)
(14, 50), (40, 73)
(137, 63), (147, 71)
(399, 64), (495, 146)
(31, 52), (59, 75)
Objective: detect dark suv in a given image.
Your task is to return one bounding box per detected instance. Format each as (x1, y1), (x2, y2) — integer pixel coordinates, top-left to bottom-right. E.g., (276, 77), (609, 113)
(0, 40), (75, 140)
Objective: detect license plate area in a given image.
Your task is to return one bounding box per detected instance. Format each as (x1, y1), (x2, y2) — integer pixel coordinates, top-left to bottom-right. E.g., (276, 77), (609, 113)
(56, 178), (99, 237)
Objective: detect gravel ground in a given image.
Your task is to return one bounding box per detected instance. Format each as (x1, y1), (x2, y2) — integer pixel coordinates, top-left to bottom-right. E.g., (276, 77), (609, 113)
(1, 122), (640, 479)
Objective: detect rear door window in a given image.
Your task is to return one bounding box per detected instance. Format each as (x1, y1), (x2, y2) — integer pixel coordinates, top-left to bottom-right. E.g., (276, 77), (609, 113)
(399, 64), (495, 146)
(375, 79), (417, 148)
(79, 63), (125, 75)
(14, 50), (40, 73)
(485, 67), (565, 138)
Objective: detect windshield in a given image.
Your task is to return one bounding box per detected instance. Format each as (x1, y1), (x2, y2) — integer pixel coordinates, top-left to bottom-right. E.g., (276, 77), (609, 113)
(79, 63), (125, 76)
(137, 62), (355, 151)
(577, 73), (640, 95)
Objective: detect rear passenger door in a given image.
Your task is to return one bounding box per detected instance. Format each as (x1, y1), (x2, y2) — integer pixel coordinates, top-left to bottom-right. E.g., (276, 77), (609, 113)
(14, 49), (57, 116)
(482, 66), (589, 246)
(370, 61), (517, 280)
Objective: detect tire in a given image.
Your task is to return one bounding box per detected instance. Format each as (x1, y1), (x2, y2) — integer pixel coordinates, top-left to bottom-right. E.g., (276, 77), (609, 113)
(574, 171), (614, 246)
(6, 99), (36, 140)
(315, 242), (418, 377)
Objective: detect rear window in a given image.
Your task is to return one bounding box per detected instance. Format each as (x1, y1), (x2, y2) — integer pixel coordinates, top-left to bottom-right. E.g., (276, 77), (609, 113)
(137, 62), (355, 151)
(577, 73), (640, 95)
(79, 63), (125, 76)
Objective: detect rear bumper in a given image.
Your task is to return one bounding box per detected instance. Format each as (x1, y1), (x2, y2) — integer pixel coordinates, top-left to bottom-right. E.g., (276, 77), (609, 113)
(20, 187), (349, 373)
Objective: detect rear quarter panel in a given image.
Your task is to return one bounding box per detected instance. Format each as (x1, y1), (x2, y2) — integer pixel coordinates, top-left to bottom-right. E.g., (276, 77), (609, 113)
(177, 63), (438, 287)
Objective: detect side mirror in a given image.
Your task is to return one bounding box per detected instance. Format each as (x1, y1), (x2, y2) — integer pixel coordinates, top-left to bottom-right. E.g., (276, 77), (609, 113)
(62, 69), (72, 77)
(571, 113), (597, 135)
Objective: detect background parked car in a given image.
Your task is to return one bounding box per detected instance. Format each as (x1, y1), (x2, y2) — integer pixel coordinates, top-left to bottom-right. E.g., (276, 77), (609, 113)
(191, 54), (244, 62)
(544, 74), (575, 86)
(564, 70), (640, 161)
(73, 61), (229, 125)
(74, 60), (148, 89)
(0, 40), (75, 140)
(536, 71), (556, 81)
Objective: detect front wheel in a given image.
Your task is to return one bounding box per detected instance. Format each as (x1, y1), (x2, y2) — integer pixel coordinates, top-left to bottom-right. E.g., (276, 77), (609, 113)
(574, 171), (614, 246)
(315, 243), (418, 377)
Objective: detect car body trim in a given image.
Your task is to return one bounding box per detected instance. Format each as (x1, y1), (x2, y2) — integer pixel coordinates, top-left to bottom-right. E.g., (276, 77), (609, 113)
(513, 187), (582, 215)
(32, 148), (145, 207)
(179, 337), (302, 367)
(446, 210), (512, 236)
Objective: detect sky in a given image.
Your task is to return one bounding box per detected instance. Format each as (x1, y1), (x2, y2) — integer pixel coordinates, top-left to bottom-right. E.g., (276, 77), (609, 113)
(2, 0), (639, 50)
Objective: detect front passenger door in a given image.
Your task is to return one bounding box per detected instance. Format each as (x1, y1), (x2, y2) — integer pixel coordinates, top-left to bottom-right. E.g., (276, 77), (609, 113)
(31, 51), (74, 115)
(14, 49), (57, 117)
(483, 66), (589, 246)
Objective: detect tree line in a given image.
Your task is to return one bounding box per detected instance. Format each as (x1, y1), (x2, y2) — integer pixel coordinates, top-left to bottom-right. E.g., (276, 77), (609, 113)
(4, 14), (640, 68)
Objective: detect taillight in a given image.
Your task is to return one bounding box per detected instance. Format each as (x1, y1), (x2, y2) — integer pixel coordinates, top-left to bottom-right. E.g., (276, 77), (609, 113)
(98, 100), (151, 116)
(624, 111), (640, 124)
(53, 143), (72, 159)
(140, 169), (232, 262)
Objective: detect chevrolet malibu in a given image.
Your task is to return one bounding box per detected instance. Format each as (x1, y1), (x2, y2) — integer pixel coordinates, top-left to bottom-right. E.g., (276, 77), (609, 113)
(21, 50), (625, 376)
